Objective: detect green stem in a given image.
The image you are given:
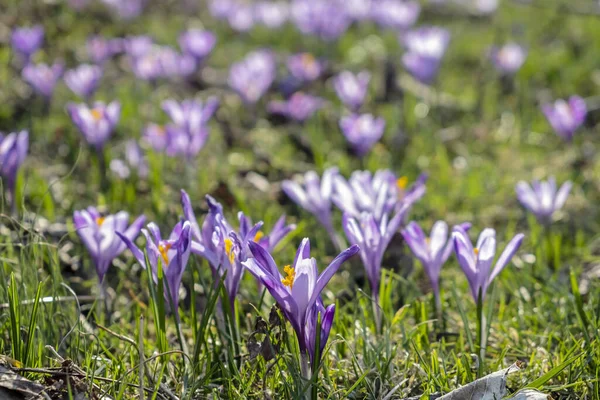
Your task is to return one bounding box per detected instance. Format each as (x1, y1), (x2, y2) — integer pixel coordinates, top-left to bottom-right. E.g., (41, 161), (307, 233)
(476, 292), (486, 378)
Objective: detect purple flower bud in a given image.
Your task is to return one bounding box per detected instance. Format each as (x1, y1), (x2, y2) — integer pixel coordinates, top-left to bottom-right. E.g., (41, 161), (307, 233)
(64, 64), (103, 99)
(178, 29), (216, 62)
(67, 101), (120, 152)
(339, 113), (385, 156)
(515, 177), (571, 225)
(11, 25), (44, 61)
(0, 131), (28, 207)
(332, 71), (371, 111)
(268, 92), (324, 122)
(401, 26), (450, 84)
(228, 50), (276, 104)
(541, 96), (587, 141)
(22, 62), (63, 99)
(489, 43), (527, 75)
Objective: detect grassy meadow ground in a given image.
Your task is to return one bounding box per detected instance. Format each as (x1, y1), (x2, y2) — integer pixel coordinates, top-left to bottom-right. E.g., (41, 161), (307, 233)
(1, 0), (600, 399)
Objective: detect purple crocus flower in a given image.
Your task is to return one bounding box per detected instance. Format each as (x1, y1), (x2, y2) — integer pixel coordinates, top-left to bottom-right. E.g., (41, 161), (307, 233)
(22, 62), (63, 99)
(452, 226), (525, 302)
(370, 0), (420, 30)
(291, 0), (351, 41)
(541, 96), (587, 141)
(111, 140), (149, 179)
(101, 0), (145, 19)
(339, 113), (386, 156)
(178, 29), (216, 62)
(67, 101), (120, 152)
(142, 124), (168, 152)
(243, 238), (359, 368)
(332, 71), (371, 111)
(123, 35), (154, 58)
(515, 177), (571, 225)
(402, 221), (470, 309)
(64, 64), (103, 99)
(0, 131), (28, 212)
(117, 221), (191, 319)
(11, 25), (44, 61)
(254, 2), (290, 28)
(344, 0), (372, 21)
(489, 43), (527, 75)
(73, 207), (145, 283)
(228, 50), (276, 104)
(401, 26), (450, 84)
(87, 36), (123, 64)
(228, 5), (256, 32)
(268, 92), (324, 122)
(287, 53), (325, 83)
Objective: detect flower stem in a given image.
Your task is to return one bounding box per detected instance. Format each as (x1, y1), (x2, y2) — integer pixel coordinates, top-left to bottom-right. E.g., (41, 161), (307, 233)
(300, 352), (312, 400)
(476, 293), (486, 378)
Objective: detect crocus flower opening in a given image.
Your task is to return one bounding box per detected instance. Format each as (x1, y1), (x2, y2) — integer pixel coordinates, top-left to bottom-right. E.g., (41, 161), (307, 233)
(0, 131), (28, 212)
(287, 53), (325, 83)
(228, 50), (276, 104)
(489, 43), (527, 75)
(67, 101), (121, 152)
(11, 25), (44, 61)
(22, 62), (64, 99)
(178, 29), (216, 62)
(267, 92), (324, 122)
(242, 238), (359, 368)
(118, 221), (191, 319)
(332, 71), (371, 111)
(452, 227), (524, 303)
(542, 96), (587, 141)
(74, 207), (145, 283)
(401, 26), (450, 84)
(515, 177), (572, 225)
(339, 113), (386, 156)
(64, 64), (103, 99)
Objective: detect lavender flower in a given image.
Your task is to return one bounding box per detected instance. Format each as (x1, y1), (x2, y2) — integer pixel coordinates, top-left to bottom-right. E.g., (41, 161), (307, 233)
(339, 113), (385, 156)
(243, 238), (359, 368)
(178, 29), (216, 62)
(401, 26), (450, 84)
(370, 0), (420, 30)
(73, 207), (145, 283)
(143, 124), (169, 152)
(209, 0), (235, 19)
(228, 5), (255, 32)
(123, 35), (153, 58)
(287, 53), (325, 83)
(344, 0), (372, 21)
(64, 64), (103, 99)
(515, 177), (571, 225)
(22, 62), (63, 99)
(0, 131), (28, 212)
(542, 96), (587, 141)
(452, 226), (524, 302)
(228, 50), (276, 104)
(489, 43), (527, 75)
(67, 101), (120, 152)
(87, 36), (123, 64)
(11, 25), (44, 61)
(332, 71), (371, 111)
(100, 0), (145, 19)
(111, 140), (149, 179)
(268, 92), (324, 122)
(118, 221), (192, 319)
(254, 2), (290, 28)
(291, 0), (351, 41)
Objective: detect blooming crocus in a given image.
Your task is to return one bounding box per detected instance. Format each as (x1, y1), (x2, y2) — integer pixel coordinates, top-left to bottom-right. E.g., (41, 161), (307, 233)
(402, 221), (471, 309)
(370, 0), (420, 30)
(117, 221), (191, 319)
(101, 0), (145, 19)
(287, 53), (325, 83)
(344, 0), (372, 21)
(332, 71), (371, 111)
(401, 26), (450, 84)
(268, 92), (324, 122)
(123, 35), (153, 58)
(11, 25), (44, 61)
(74, 207), (145, 283)
(22, 62), (63, 99)
(515, 177), (571, 225)
(291, 0), (351, 41)
(87, 36), (123, 64)
(541, 96), (587, 141)
(489, 43), (527, 75)
(452, 227), (524, 302)
(228, 50), (276, 104)
(67, 101), (120, 152)
(339, 113), (385, 156)
(64, 64), (103, 99)
(228, 5), (256, 32)
(143, 124), (168, 152)
(254, 2), (290, 28)
(178, 29), (216, 62)
(209, 0), (235, 19)
(0, 131), (28, 213)
(243, 238), (359, 370)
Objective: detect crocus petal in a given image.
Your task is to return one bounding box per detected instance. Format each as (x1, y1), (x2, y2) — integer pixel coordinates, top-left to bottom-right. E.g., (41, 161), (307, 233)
(309, 244), (359, 308)
(116, 231), (147, 269)
(488, 233), (525, 284)
(247, 240), (281, 277)
(554, 181), (572, 210)
(180, 189), (202, 241)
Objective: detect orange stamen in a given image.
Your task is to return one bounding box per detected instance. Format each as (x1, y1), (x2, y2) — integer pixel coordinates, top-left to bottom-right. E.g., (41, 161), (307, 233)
(95, 217), (105, 226)
(281, 265), (295, 288)
(158, 243), (172, 265)
(396, 176), (408, 190)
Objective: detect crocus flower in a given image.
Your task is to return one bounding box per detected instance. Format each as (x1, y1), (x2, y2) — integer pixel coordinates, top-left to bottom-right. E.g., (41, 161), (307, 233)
(228, 5), (256, 32)
(117, 221), (191, 319)
(101, 0), (145, 19)
(228, 50), (276, 104)
(370, 0), (420, 30)
(402, 221), (471, 309)
(123, 35), (153, 58)
(254, 2), (290, 28)
(243, 238), (359, 368)
(22, 62), (63, 99)
(143, 124), (168, 152)
(401, 26), (450, 84)
(178, 29), (216, 62)
(11, 25), (44, 61)
(515, 177), (571, 225)
(64, 64), (103, 99)
(344, 0), (372, 21)
(209, 0), (235, 19)
(541, 96), (587, 141)
(489, 43), (527, 75)
(452, 227), (524, 302)
(0, 131), (28, 212)
(268, 92), (324, 122)
(287, 53), (325, 83)
(291, 0), (351, 41)
(339, 113), (385, 156)
(332, 71), (371, 111)
(74, 207), (145, 283)
(67, 101), (120, 152)
(87, 36), (123, 64)
(111, 140), (149, 179)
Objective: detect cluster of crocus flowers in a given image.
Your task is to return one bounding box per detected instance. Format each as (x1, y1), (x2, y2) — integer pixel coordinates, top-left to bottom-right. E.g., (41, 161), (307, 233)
(73, 207), (145, 284)
(67, 101), (121, 153)
(291, 0), (351, 41)
(64, 64), (103, 99)
(228, 50), (276, 104)
(22, 62), (64, 100)
(129, 45), (196, 81)
(243, 238), (359, 374)
(515, 177), (571, 225)
(332, 71), (371, 111)
(541, 96), (587, 141)
(339, 113), (385, 157)
(178, 28), (216, 63)
(401, 26), (450, 84)
(489, 43), (527, 75)
(0, 131), (28, 213)
(11, 25), (44, 62)
(268, 92), (324, 122)
(118, 221), (192, 320)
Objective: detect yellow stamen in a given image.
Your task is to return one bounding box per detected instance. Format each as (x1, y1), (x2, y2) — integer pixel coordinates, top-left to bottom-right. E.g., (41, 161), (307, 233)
(281, 265), (295, 288)
(158, 243), (172, 265)
(425, 237), (431, 246)
(474, 247), (479, 256)
(157, 125), (166, 136)
(95, 216), (105, 226)
(396, 176), (408, 190)
(301, 53), (315, 66)
(253, 231), (264, 242)
(224, 238), (236, 264)
(91, 108), (103, 121)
